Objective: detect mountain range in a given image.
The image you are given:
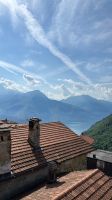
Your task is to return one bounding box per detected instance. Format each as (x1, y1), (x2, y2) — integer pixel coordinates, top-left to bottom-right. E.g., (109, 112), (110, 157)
(62, 95), (112, 120)
(0, 85), (112, 133)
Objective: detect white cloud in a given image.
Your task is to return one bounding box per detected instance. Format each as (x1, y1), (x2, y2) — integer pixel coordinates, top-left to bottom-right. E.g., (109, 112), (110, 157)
(85, 63), (101, 72)
(48, 0), (112, 48)
(0, 0), (91, 85)
(0, 59), (64, 99)
(23, 74), (41, 86)
(20, 3), (91, 84)
(48, 0), (80, 46)
(0, 0), (19, 28)
(0, 73), (112, 102)
(83, 60), (112, 77)
(0, 0), (111, 101)
(0, 59), (45, 82)
(0, 60), (27, 75)
(59, 79), (112, 101)
(0, 76), (27, 92)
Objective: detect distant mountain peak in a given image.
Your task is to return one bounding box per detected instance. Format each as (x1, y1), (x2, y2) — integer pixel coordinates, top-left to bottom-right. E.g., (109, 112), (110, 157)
(24, 90), (48, 99)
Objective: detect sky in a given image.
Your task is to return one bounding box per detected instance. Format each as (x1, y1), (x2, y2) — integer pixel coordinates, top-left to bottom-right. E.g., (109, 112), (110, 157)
(0, 0), (112, 101)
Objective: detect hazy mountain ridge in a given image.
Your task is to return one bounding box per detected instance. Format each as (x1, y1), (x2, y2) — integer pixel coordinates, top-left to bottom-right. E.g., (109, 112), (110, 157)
(0, 87), (112, 133)
(0, 88), (91, 122)
(62, 95), (112, 118)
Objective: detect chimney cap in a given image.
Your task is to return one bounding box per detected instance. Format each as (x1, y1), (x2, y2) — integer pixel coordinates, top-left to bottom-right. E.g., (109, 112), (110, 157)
(29, 117), (41, 122)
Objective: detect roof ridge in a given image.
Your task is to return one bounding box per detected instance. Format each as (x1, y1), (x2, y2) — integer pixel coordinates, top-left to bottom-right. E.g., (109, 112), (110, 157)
(41, 121), (78, 135)
(41, 121), (63, 125)
(53, 169), (99, 200)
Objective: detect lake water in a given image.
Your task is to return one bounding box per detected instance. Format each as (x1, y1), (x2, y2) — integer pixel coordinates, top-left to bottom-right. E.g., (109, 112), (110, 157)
(65, 122), (92, 135)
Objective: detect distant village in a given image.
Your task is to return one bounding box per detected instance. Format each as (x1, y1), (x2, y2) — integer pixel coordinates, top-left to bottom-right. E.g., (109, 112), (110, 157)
(0, 117), (112, 199)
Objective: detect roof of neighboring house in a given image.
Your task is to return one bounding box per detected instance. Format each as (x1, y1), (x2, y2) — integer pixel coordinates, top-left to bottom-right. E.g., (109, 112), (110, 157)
(13, 169), (96, 200)
(81, 135), (94, 145)
(0, 120), (4, 125)
(87, 149), (112, 163)
(11, 122), (94, 175)
(54, 169), (112, 200)
(0, 120), (17, 126)
(14, 169), (112, 200)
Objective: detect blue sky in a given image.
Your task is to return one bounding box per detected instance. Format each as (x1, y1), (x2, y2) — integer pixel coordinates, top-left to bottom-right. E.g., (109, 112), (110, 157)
(0, 0), (112, 100)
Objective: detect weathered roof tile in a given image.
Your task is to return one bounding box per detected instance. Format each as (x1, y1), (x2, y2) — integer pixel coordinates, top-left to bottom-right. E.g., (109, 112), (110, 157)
(11, 122), (94, 174)
(54, 169), (112, 200)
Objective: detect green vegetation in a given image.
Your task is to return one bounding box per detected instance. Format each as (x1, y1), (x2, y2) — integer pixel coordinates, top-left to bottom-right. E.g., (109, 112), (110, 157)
(85, 114), (112, 151)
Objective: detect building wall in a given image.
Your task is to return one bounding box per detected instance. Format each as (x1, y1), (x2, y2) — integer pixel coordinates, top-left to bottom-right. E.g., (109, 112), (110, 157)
(0, 166), (48, 200)
(0, 154), (87, 199)
(87, 157), (112, 176)
(0, 132), (11, 175)
(58, 154), (87, 173)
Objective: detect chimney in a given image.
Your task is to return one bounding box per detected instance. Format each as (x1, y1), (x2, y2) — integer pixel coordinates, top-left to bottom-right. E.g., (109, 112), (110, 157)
(0, 125), (11, 177)
(28, 117), (41, 149)
(93, 154), (96, 159)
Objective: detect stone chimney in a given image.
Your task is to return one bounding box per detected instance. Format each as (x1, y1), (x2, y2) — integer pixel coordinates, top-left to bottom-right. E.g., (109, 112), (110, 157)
(0, 125), (11, 176)
(28, 117), (41, 149)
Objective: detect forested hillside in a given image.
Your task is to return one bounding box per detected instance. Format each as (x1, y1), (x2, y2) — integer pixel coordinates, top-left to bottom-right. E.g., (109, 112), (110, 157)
(85, 114), (112, 151)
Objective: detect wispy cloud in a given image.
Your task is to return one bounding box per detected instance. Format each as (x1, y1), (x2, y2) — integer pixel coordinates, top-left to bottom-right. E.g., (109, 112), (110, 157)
(0, 60), (44, 82)
(0, 0), (111, 101)
(0, 59), (65, 99)
(23, 74), (41, 86)
(59, 79), (112, 101)
(48, 0), (112, 48)
(0, 76), (27, 92)
(0, 0), (92, 85)
(20, 3), (92, 84)
(0, 0), (19, 28)
(0, 60), (26, 75)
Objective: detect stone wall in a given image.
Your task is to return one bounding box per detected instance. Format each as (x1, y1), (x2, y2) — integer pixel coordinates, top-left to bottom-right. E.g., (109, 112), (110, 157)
(0, 130), (11, 175)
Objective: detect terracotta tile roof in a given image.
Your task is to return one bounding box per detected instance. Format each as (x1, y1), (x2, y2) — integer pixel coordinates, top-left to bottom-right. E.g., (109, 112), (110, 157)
(54, 169), (112, 200)
(14, 170), (96, 200)
(11, 122), (94, 175)
(81, 135), (94, 145)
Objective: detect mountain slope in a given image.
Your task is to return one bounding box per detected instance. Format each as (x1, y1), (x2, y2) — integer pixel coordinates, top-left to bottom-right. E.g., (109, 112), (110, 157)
(62, 95), (112, 119)
(84, 114), (112, 151)
(0, 88), (112, 133)
(0, 89), (93, 130)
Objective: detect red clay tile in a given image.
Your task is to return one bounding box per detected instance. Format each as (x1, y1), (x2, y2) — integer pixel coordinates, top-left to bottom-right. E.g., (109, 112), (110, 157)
(11, 122), (94, 174)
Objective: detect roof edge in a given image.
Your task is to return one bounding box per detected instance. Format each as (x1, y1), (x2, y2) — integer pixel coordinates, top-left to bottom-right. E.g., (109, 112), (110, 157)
(53, 169), (99, 200)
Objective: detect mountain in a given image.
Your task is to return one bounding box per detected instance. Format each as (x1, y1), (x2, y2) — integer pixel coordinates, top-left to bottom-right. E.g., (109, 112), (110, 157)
(62, 95), (112, 120)
(84, 114), (112, 151)
(0, 88), (95, 133)
(0, 88), (112, 133)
